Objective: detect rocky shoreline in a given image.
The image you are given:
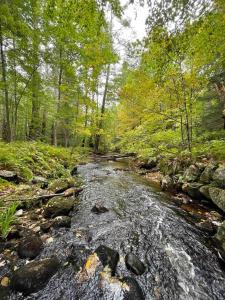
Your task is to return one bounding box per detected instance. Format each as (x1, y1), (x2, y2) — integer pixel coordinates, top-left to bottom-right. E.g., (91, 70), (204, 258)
(135, 156), (225, 258)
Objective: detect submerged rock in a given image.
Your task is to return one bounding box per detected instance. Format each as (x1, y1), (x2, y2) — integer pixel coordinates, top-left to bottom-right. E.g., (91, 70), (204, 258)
(95, 245), (119, 275)
(17, 234), (43, 259)
(212, 166), (225, 188)
(209, 187), (225, 212)
(91, 203), (109, 214)
(122, 277), (145, 300)
(53, 216), (71, 228)
(43, 197), (77, 218)
(10, 257), (60, 295)
(125, 253), (146, 275)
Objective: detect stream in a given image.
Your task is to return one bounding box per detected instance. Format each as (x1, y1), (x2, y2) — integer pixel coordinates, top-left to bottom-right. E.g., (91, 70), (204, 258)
(6, 159), (225, 299)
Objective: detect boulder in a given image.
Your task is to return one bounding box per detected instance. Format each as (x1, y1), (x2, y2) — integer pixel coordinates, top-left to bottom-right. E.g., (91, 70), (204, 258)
(183, 182), (203, 199)
(95, 245), (119, 275)
(161, 175), (174, 192)
(212, 166), (225, 188)
(183, 165), (201, 182)
(122, 277), (145, 300)
(43, 197), (77, 218)
(91, 204), (109, 214)
(17, 234), (43, 259)
(199, 185), (211, 200)
(53, 216), (71, 228)
(200, 165), (217, 184)
(48, 177), (76, 194)
(209, 187), (225, 212)
(125, 253), (146, 275)
(0, 170), (18, 183)
(10, 257), (60, 295)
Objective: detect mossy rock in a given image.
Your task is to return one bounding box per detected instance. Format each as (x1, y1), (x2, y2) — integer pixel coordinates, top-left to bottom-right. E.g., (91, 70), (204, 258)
(209, 187), (225, 212)
(43, 196), (79, 218)
(48, 177), (78, 193)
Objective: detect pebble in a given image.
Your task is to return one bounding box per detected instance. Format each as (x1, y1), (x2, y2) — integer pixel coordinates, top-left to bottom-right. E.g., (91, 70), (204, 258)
(15, 209), (23, 216)
(1, 277), (10, 287)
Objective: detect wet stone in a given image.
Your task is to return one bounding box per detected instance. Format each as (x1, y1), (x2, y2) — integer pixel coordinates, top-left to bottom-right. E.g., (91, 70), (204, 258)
(71, 166), (78, 176)
(43, 197), (76, 218)
(125, 253), (146, 275)
(91, 203), (109, 214)
(10, 257), (60, 295)
(53, 216), (71, 228)
(122, 277), (145, 300)
(95, 245), (119, 275)
(40, 221), (53, 233)
(17, 234), (43, 259)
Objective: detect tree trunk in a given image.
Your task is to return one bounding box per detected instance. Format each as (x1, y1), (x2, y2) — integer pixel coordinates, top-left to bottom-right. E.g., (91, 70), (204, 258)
(53, 47), (63, 146)
(94, 64), (110, 152)
(0, 25), (11, 142)
(29, 71), (40, 140)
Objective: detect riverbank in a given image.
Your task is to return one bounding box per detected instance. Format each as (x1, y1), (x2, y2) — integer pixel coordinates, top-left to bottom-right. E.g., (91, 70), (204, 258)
(132, 154), (225, 257)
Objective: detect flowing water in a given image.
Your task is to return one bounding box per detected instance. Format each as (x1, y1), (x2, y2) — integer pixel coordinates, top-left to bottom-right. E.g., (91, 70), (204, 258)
(7, 159), (225, 299)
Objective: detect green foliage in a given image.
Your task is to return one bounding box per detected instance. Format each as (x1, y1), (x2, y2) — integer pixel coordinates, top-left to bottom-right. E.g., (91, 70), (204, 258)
(0, 141), (88, 181)
(0, 202), (18, 239)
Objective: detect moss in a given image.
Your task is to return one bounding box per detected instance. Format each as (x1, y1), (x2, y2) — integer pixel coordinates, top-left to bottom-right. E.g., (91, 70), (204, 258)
(0, 142), (88, 182)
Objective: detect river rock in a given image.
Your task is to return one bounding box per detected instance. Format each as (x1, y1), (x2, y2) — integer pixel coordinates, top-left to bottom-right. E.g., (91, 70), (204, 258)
(91, 204), (109, 214)
(0, 170), (18, 182)
(125, 253), (146, 275)
(122, 277), (145, 300)
(48, 177), (76, 194)
(200, 165), (216, 184)
(183, 165), (201, 182)
(43, 197), (77, 218)
(209, 187), (225, 212)
(199, 185), (211, 200)
(196, 220), (216, 234)
(95, 245), (119, 275)
(40, 221), (53, 233)
(214, 221), (225, 252)
(10, 257), (60, 295)
(17, 234), (43, 259)
(53, 216), (71, 228)
(183, 182), (203, 199)
(71, 166), (78, 176)
(212, 166), (225, 188)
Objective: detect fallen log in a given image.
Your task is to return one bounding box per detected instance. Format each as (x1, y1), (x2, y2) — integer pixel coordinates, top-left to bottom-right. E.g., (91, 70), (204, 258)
(1, 187), (84, 206)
